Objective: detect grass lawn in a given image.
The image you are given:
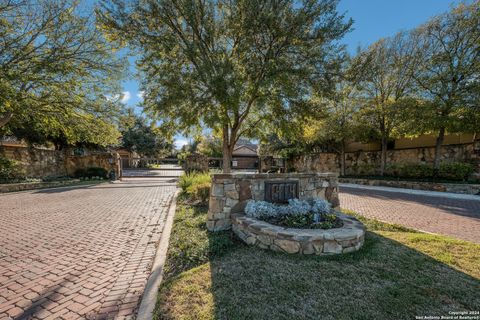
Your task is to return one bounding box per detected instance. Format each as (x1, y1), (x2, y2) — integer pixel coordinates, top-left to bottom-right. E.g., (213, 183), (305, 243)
(154, 201), (480, 320)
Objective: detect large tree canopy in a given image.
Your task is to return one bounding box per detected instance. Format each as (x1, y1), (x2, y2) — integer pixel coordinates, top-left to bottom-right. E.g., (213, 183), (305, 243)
(120, 111), (173, 157)
(410, 0), (480, 169)
(351, 32), (419, 175)
(0, 0), (124, 147)
(99, 0), (351, 172)
(259, 1), (479, 177)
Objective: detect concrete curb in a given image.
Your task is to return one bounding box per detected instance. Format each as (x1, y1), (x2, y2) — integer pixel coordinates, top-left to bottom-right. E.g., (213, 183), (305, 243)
(340, 183), (480, 201)
(136, 189), (179, 320)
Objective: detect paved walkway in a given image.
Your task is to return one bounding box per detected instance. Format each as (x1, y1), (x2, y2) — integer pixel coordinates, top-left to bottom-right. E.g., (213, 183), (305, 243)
(339, 185), (480, 244)
(0, 178), (178, 319)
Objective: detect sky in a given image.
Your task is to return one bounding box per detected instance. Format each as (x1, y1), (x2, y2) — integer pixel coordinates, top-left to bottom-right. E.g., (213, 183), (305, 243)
(116, 0), (462, 149)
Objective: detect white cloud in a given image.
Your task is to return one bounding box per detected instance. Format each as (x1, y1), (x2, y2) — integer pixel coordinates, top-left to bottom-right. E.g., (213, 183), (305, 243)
(137, 91), (145, 100)
(121, 91), (131, 103)
(174, 139), (188, 149)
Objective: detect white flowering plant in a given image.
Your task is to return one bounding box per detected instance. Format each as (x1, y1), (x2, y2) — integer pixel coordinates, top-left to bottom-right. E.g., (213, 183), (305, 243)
(312, 199), (332, 215)
(244, 198), (339, 229)
(244, 200), (277, 219)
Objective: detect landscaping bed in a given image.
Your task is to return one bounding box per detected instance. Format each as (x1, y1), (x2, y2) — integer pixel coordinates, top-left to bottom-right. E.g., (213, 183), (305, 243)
(232, 212), (365, 254)
(154, 201), (480, 319)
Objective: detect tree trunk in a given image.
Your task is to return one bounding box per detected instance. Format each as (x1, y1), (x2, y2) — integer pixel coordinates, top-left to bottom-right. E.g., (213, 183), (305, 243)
(434, 127), (445, 171)
(0, 111), (13, 128)
(222, 125), (232, 173)
(380, 136), (388, 176)
(339, 140), (346, 176)
(222, 142), (232, 173)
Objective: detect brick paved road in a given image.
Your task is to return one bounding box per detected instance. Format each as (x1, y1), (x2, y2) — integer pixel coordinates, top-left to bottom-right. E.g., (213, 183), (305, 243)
(121, 169), (183, 178)
(340, 186), (480, 243)
(0, 178), (178, 319)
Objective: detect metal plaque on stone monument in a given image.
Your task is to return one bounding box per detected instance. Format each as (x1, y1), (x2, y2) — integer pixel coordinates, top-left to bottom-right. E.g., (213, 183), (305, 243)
(264, 181), (298, 203)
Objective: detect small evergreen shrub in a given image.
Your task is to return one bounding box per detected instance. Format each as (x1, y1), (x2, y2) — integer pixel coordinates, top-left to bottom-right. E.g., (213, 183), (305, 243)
(73, 168), (86, 178)
(385, 162), (433, 179)
(438, 162), (474, 181)
(359, 161), (474, 182)
(179, 172), (212, 203)
(186, 182), (211, 203)
(0, 157), (26, 182)
(179, 172), (211, 193)
(74, 167), (108, 179)
(85, 167), (108, 178)
(352, 163), (376, 175)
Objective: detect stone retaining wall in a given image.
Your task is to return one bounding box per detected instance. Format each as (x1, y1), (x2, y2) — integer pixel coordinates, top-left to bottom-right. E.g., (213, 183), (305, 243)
(339, 177), (480, 195)
(231, 212), (365, 254)
(207, 172), (339, 231)
(0, 180), (83, 193)
(0, 146), (120, 179)
(289, 142), (480, 181)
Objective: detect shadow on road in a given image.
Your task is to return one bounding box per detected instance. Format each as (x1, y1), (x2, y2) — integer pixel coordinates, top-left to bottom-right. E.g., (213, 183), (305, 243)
(340, 186), (480, 220)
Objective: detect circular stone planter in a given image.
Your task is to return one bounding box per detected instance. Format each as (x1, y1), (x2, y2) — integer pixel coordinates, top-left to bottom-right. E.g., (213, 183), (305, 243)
(231, 212), (366, 255)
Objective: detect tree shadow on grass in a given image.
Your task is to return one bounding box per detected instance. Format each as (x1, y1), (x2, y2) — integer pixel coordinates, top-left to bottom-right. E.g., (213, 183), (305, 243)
(206, 231), (480, 320)
(155, 205), (479, 320)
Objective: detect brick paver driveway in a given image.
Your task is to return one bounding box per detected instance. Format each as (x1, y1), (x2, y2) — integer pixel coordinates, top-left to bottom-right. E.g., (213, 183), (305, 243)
(340, 185), (480, 243)
(0, 178), (178, 319)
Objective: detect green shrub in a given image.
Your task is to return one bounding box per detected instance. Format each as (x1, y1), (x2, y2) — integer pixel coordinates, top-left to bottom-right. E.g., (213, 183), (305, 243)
(351, 163), (376, 176)
(74, 167), (108, 179)
(179, 172), (212, 203)
(0, 157), (26, 182)
(41, 176), (71, 182)
(438, 162), (474, 181)
(85, 167), (108, 178)
(73, 168), (86, 178)
(179, 172), (211, 193)
(186, 182), (211, 203)
(400, 163), (434, 179)
(382, 161), (473, 181)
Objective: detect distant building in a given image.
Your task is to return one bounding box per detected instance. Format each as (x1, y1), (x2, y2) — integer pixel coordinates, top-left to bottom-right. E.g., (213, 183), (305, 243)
(231, 143), (258, 169)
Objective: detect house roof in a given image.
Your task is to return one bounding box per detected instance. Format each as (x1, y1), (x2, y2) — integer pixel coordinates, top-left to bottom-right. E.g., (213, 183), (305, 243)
(233, 143), (258, 156)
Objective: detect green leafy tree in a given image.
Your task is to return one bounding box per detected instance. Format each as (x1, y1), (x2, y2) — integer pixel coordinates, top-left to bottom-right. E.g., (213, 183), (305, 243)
(308, 83), (360, 176)
(0, 0), (124, 146)
(352, 32), (417, 175)
(410, 1), (480, 170)
(98, 0), (351, 172)
(197, 135), (223, 158)
(5, 111), (121, 149)
(121, 115), (172, 157)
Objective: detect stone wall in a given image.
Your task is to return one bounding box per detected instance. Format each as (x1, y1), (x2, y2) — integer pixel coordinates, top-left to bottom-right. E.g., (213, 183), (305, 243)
(0, 146), (67, 177)
(289, 142), (480, 180)
(66, 153), (120, 179)
(231, 212), (365, 255)
(207, 172), (339, 231)
(0, 146), (120, 179)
